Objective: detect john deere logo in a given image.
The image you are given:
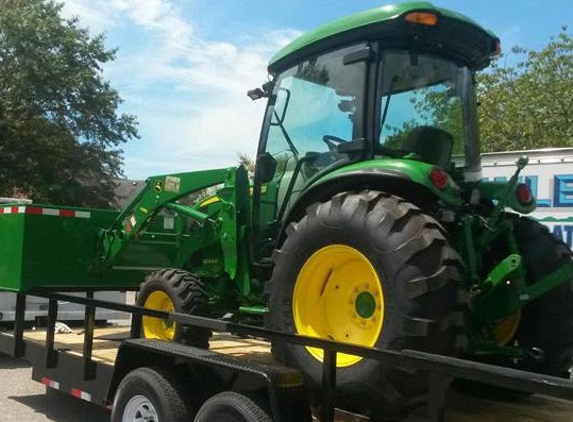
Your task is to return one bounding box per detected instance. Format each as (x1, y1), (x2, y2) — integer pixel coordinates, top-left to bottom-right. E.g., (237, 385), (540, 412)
(154, 181), (163, 192)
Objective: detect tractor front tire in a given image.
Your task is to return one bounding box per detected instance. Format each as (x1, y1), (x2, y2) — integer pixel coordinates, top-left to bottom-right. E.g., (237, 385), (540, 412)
(137, 269), (211, 348)
(266, 191), (466, 420)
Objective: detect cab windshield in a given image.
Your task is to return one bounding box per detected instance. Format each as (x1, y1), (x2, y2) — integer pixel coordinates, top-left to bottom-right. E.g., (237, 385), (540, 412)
(377, 51), (478, 171)
(263, 43), (367, 175)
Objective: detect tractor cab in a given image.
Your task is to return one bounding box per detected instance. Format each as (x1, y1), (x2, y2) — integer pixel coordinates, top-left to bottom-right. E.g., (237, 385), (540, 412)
(251, 3), (500, 259)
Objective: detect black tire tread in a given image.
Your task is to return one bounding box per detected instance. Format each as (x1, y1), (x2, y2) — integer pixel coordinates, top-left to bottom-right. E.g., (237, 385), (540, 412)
(111, 367), (193, 422)
(194, 391), (272, 422)
(457, 215), (573, 400)
(138, 269), (211, 347)
(267, 190), (467, 419)
(512, 216), (573, 375)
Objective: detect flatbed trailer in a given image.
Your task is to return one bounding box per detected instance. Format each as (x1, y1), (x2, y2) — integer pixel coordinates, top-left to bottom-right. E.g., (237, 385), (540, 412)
(1, 291), (573, 422)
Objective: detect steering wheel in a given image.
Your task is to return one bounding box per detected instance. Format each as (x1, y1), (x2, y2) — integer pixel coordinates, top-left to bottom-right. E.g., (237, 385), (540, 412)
(322, 135), (348, 152)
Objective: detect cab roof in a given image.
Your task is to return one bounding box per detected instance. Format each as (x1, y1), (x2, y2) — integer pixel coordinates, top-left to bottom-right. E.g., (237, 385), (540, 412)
(269, 2), (497, 73)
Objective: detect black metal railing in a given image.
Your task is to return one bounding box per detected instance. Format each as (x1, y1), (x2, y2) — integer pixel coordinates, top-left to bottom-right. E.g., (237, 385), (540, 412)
(3, 289), (573, 422)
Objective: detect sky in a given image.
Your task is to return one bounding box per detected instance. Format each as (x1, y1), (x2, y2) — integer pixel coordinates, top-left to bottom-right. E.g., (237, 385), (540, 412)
(59, 0), (571, 180)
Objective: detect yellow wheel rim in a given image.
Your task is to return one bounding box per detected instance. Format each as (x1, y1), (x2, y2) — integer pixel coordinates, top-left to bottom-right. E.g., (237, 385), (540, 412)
(493, 310), (522, 346)
(293, 244), (384, 367)
(142, 290), (176, 340)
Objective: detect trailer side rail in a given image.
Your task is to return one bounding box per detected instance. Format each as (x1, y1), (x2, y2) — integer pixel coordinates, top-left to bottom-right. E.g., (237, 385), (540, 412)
(1, 290), (573, 422)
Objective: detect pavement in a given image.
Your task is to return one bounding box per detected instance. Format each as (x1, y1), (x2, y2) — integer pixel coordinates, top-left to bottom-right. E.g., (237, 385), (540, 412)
(0, 353), (109, 422)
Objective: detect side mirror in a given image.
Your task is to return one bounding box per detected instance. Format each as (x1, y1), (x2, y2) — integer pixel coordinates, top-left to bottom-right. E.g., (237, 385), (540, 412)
(247, 88), (266, 101)
(255, 152), (277, 184)
(247, 81), (274, 101)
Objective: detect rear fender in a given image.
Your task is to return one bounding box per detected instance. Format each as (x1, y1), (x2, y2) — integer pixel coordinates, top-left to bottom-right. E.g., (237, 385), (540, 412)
(277, 163), (459, 247)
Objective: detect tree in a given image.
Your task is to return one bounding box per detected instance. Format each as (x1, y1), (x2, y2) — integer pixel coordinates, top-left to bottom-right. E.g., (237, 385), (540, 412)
(382, 87), (464, 155)
(237, 152), (255, 172)
(478, 27), (573, 152)
(0, 0), (138, 207)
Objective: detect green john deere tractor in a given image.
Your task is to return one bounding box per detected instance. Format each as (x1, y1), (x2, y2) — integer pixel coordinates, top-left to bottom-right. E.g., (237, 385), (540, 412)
(4, 2), (571, 420)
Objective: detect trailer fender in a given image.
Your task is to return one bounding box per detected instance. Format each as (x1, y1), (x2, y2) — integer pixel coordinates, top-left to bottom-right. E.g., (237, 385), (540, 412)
(107, 339), (312, 422)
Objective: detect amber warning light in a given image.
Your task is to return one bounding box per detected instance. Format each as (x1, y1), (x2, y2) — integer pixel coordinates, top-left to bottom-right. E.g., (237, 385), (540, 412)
(404, 12), (439, 26)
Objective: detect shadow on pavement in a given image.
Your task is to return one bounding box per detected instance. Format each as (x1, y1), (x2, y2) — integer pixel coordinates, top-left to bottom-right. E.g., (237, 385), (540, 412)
(0, 353), (31, 369)
(12, 391), (109, 422)
(1, 354), (109, 421)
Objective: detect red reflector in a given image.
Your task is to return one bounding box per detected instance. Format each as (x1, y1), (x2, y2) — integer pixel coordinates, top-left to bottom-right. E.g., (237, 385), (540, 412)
(60, 209), (75, 217)
(26, 206), (42, 215)
(517, 183), (533, 204)
(429, 167), (449, 190)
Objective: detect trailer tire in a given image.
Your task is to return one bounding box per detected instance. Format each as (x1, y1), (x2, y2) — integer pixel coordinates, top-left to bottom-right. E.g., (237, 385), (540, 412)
(111, 367), (195, 422)
(194, 391), (272, 422)
(267, 190), (466, 420)
(461, 215), (573, 399)
(137, 269), (211, 348)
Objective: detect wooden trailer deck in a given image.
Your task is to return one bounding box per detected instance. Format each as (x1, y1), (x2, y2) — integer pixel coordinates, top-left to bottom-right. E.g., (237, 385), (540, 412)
(23, 325), (274, 364)
(22, 326), (573, 422)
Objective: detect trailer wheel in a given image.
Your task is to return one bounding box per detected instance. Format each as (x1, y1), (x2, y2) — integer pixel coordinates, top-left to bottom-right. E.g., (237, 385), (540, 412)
(267, 191), (466, 420)
(111, 367), (195, 422)
(194, 391), (272, 422)
(137, 269), (211, 347)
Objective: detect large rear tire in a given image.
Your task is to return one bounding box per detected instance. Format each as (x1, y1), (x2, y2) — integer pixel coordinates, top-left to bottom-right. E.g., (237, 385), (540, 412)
(137, 269), (211, 348)
(460, 215), (573, 399)
(511, 216), (573, 376)
(266, 190), (466, 420)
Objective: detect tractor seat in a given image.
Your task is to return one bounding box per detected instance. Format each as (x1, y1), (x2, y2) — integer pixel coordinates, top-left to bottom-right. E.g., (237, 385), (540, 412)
(403, 126), (453, 168)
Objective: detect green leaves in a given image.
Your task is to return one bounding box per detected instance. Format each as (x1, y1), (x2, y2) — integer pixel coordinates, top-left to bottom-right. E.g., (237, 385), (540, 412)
(478, 28), (573, 152)
(0, 0), (139, 207)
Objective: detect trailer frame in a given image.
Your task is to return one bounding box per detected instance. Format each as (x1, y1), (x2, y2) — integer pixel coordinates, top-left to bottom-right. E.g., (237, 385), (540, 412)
(1, 289), (573, 422)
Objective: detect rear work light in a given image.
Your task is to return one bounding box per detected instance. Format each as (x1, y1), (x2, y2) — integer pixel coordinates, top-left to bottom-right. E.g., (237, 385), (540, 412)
(516, 183), (534, 204)
(429, 167), (449, 190)
(404, 12), (439, 26)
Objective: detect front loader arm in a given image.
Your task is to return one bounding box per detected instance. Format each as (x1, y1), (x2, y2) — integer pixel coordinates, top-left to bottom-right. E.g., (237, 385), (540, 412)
(98, 167), (249, 276)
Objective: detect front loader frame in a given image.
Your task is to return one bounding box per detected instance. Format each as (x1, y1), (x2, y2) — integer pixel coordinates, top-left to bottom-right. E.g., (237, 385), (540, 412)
(97, 166), (252, 295)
